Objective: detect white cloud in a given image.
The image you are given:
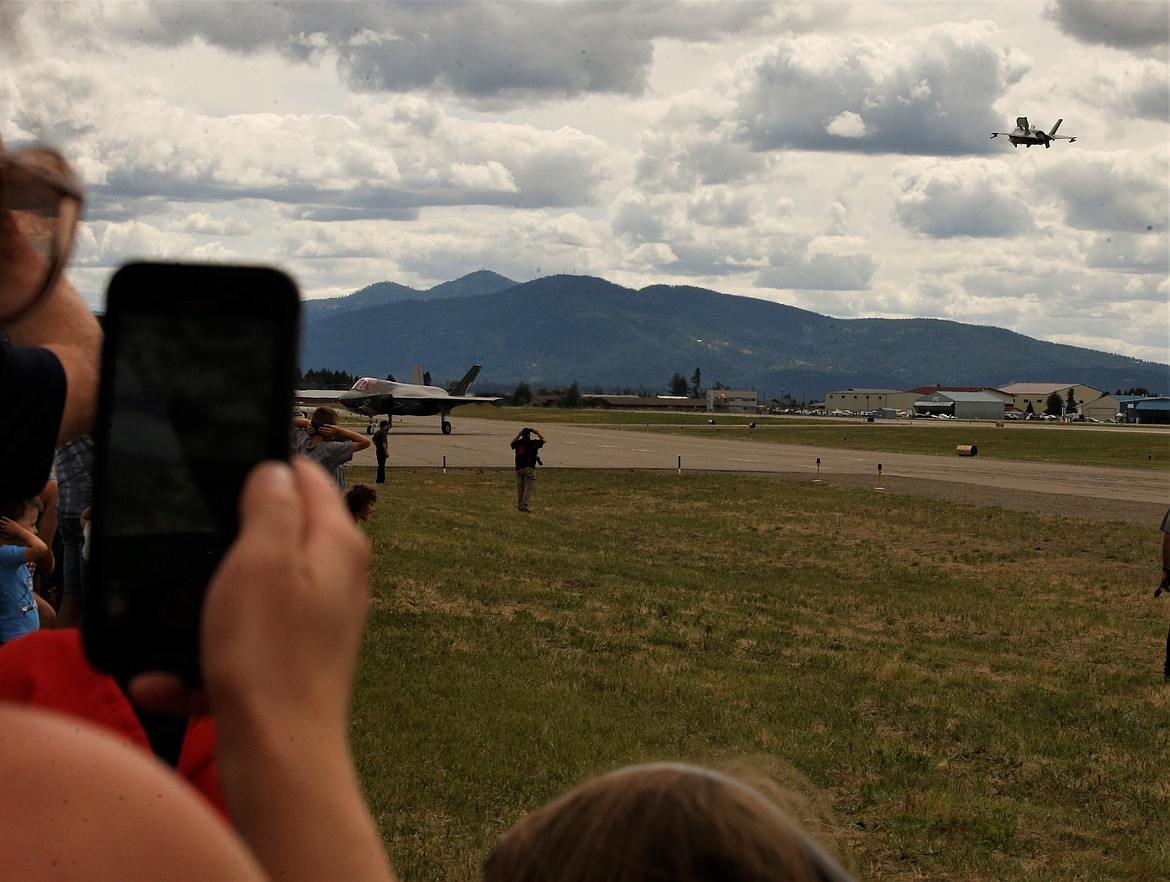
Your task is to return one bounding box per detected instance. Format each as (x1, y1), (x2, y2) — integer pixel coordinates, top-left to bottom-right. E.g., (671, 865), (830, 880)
(1083, 231), (1169, 273)
(1043, 0), (1170, 56)
(893, 158), (1036, 238)
(1033, 147), (1169, 234)
(1074, 57), (1170, 121)
(101, 1), (785, 107)
(758, 241), (876, 291)
(825, 111), (868, 138)
(727, 21), (1032, 155)
(184, 211), (252, 236)
(0, 0), (1164, 366)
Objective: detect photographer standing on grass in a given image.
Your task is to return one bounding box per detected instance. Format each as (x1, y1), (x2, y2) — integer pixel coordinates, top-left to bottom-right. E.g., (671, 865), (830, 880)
(510, 426), (545, 512)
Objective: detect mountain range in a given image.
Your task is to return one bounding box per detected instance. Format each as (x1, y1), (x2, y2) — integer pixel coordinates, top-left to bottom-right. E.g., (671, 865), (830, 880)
(300, 270), (1168, 400)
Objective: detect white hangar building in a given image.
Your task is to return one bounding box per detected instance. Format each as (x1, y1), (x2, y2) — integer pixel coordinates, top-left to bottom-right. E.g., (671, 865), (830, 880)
(913, 391), (1007, 421)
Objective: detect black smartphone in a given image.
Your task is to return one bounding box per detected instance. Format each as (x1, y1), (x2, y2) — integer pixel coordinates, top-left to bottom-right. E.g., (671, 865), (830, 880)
(83, 262), (300, 685)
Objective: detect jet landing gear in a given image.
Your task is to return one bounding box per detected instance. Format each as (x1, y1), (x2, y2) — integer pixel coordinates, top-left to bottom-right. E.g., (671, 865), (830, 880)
(365, 415), (391, 435)
(441, 418), (452, 435)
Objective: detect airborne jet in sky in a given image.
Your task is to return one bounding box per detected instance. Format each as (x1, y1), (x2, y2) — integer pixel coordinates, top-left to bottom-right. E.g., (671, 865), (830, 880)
(991, 117), (1077, 148)
(338, 364), (499, 434)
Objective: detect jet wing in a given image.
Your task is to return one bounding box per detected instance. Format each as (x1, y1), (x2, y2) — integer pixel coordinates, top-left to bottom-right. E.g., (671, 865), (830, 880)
(443, 394), (501, 408)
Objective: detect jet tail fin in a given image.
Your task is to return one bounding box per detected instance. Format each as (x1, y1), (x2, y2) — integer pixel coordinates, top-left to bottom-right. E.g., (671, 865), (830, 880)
(1049, 119), (1062, 137)
(409, 364), (425, 385)
(451, 364), (482, 396)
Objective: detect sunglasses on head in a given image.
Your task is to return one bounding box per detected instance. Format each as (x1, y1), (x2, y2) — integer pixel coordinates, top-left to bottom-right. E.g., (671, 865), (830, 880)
(0, 145), (84, 321)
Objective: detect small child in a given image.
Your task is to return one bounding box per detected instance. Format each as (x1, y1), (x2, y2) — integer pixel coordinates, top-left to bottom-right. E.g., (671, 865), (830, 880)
(0, 498), (51, 644)
(346, 484), (378, 523)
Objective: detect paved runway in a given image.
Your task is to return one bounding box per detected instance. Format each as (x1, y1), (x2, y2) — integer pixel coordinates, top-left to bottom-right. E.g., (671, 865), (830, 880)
(350, 416), (1169, 507)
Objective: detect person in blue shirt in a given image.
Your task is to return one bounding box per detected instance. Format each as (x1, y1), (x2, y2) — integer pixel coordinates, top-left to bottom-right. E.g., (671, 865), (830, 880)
(0, 497), (49, 643)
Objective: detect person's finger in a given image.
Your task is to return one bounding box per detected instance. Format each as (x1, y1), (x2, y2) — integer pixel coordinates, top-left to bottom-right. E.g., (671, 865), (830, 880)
(285, 459), (371, 669)
(199, 462), (305, 687)
(290, 458), (370, 597)
(241, 458), (299, 520)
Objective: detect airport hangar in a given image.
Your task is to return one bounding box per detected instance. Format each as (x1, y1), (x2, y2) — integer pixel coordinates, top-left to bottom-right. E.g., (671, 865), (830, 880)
(824, 384), (1168, 421)
(825, 386), (1014, 418)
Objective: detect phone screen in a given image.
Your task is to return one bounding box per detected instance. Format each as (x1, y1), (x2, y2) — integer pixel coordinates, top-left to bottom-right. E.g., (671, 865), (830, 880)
(85, 263), (299, 684)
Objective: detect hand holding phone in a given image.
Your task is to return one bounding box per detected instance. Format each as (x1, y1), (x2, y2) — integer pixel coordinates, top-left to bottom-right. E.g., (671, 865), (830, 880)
(83, 262), (300, 685)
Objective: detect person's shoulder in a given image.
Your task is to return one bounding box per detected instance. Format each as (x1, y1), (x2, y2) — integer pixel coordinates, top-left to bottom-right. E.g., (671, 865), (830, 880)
(0, 544), (25, 567)
(323, 439), (355, 457)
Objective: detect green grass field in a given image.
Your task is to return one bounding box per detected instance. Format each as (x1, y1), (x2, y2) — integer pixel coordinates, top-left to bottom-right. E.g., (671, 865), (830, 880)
(346, 464), (1170, 882)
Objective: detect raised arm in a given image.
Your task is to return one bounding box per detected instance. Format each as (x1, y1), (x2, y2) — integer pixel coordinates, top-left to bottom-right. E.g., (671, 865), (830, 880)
(0, 515), (48, 564)
(320, 423), (371, 452)
(131, 460), (396, 882)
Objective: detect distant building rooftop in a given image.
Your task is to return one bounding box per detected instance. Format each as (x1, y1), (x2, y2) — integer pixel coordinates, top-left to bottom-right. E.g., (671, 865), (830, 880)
(999, 383), (1080, 394)
(905, 385), (989, 394)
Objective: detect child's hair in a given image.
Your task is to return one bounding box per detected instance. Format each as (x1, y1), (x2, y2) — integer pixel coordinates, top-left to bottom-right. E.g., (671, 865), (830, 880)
(310, 405), (339, 428)
(482, 762), (854, 882)
(0, 498), (38, 521)
(345, 484), (377, 517)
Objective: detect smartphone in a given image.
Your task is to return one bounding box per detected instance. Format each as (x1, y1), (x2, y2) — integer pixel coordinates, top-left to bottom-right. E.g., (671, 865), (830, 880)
(83, 262), (300, 685)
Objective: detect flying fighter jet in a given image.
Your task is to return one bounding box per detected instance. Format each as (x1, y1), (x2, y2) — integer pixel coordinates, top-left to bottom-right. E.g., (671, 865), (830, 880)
(991, 117), (1076, 148)
(338, 364), (499, 435)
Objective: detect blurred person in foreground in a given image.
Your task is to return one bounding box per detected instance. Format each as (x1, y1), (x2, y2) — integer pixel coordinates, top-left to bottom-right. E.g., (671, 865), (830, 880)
(483, 762), (856, 882)
(0, 137), (100, 496)
(4, 460), (396, 881)
(0, 130), (396, 880)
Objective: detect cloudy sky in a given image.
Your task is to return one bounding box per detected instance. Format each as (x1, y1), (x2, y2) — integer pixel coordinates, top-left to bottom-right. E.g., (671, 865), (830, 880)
(3, 1), (1167, 362)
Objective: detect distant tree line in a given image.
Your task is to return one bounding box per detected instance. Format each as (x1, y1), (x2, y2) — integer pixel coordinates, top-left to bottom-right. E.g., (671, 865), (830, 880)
(1117, 387), (1157, 396)
(296, 367), (356, 388)
(498, 379), (671, 408)
(499, 381), (584, 408)
(668, 367), (726, 398)
(494, 367), (731, 409)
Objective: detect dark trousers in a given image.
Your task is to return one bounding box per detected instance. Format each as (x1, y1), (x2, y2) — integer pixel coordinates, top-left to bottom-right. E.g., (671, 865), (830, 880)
(375, 450), (387, 483)
(1164, 626), (1170, 678)
(516, 467), (536, 510)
